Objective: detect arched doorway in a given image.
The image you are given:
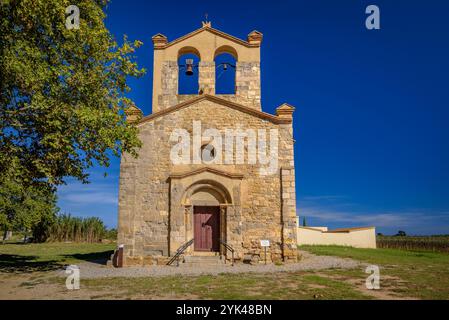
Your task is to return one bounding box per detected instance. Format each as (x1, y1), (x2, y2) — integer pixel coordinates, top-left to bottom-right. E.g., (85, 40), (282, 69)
(169, 168), (243, 257)
(187, 183), (230, 252)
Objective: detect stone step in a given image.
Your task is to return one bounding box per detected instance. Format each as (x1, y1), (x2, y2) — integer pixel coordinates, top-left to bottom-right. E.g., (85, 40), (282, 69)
(106, 253), (115, 268)
(182, 255), (225, 266)
(185, 255), (221, 260)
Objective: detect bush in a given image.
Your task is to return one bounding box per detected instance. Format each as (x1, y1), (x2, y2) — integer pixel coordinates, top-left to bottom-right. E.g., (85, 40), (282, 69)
(104, 228), (117, 240)
(33, 213), (106, 243)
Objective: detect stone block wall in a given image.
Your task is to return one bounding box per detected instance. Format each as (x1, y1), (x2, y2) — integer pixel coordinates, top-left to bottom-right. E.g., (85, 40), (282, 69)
(279, 122), (298, 262)
(235, 62), (261, 110)
(158, 61), (178, 109)
(198, 61), (215, 94)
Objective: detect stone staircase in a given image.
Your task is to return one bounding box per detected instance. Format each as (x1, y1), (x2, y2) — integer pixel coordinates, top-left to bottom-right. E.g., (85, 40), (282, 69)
(181, 255), (225, 267)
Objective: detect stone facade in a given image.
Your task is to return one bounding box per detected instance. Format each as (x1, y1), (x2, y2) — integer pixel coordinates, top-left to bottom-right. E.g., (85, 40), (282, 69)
(198, 61), (215, 94)
(235, 62), (261, 109)
(118, 23), (298, 266)
(158, 61), (178, 109)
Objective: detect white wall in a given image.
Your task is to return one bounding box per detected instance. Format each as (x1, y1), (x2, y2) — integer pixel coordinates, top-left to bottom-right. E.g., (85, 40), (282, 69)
(297, 226), (377, 249)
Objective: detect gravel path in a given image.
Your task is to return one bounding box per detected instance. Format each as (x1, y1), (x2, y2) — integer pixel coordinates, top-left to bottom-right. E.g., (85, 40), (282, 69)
(57, 250), (364, 279)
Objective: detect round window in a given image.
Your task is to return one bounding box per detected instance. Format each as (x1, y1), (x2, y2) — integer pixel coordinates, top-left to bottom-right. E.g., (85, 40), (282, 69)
(201, 144), (216, 162)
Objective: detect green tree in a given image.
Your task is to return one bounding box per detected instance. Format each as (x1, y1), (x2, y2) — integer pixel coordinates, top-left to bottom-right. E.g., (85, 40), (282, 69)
(0, 0), (145, 188)
(302, 217), (307, 227)
(0, 0), (145, 236)
(1, 164), (58, 242)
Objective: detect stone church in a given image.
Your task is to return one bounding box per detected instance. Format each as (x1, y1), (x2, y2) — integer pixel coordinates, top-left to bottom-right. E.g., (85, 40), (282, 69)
(117, 22), (298, 266)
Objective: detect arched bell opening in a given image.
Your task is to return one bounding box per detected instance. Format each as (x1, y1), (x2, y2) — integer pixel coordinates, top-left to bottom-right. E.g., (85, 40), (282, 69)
(178, 46), (201, 95)
(214, 52), (237, 94)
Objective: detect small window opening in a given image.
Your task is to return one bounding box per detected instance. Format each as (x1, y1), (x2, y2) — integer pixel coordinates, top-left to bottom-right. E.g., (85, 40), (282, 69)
(201, 144), (216, 162)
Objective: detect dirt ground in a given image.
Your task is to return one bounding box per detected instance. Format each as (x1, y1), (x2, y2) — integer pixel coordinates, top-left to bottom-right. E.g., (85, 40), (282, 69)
(0, 251), (417, 300)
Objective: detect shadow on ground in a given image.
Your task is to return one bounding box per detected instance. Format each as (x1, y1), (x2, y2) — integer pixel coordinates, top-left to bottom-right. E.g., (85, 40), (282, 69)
(0, 254), (62, 273)
(0, 250), (113, 273)
(63, 250), (114, 265)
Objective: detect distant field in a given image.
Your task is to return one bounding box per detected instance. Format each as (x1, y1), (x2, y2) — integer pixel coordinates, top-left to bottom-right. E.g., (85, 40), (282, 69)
(377, 235), (449, 252)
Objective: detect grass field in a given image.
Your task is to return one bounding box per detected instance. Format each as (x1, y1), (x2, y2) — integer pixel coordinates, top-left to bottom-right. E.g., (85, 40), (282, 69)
(0, 242), (448, 299)
(0, 242), (115, 273)
(301, 245), (449, 299)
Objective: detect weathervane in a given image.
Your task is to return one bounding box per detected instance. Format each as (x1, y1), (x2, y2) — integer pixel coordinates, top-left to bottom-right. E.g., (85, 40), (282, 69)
(202, 13), (211, 28)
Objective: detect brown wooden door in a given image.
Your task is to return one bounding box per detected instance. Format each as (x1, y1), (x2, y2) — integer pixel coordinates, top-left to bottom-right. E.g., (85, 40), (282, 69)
(194, 206), (220, 251)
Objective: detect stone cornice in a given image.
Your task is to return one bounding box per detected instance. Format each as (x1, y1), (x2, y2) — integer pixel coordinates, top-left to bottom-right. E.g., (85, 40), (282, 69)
(125, 105), (143, 124)
(276, 103), (295, 120)
(138, 94), (293, 126)
(169, 167), (244, 180)
(153, 26), (261, 50)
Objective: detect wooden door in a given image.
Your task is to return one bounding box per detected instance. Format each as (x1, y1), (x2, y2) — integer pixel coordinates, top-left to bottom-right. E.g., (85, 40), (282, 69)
(194, 206), (220, 251)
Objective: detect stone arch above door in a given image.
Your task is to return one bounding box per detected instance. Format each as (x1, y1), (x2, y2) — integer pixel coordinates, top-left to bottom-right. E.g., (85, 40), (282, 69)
(183, 181), (232, 206)
(169, 167), (243, 207)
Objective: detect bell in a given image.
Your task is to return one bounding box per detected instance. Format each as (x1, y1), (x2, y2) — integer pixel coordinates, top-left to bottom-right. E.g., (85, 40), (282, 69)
(185, 59), (194, 76)
(223, 63), (228, 70)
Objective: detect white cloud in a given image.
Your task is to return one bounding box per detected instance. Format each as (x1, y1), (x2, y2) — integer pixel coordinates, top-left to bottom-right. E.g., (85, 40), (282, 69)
(57, 181), (118, 205)
(62, 192), (118, 205)
(297, 195), (449, 234)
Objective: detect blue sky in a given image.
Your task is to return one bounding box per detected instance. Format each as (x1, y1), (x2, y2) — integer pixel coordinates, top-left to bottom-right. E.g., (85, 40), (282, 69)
(57, 0), (449, 235)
